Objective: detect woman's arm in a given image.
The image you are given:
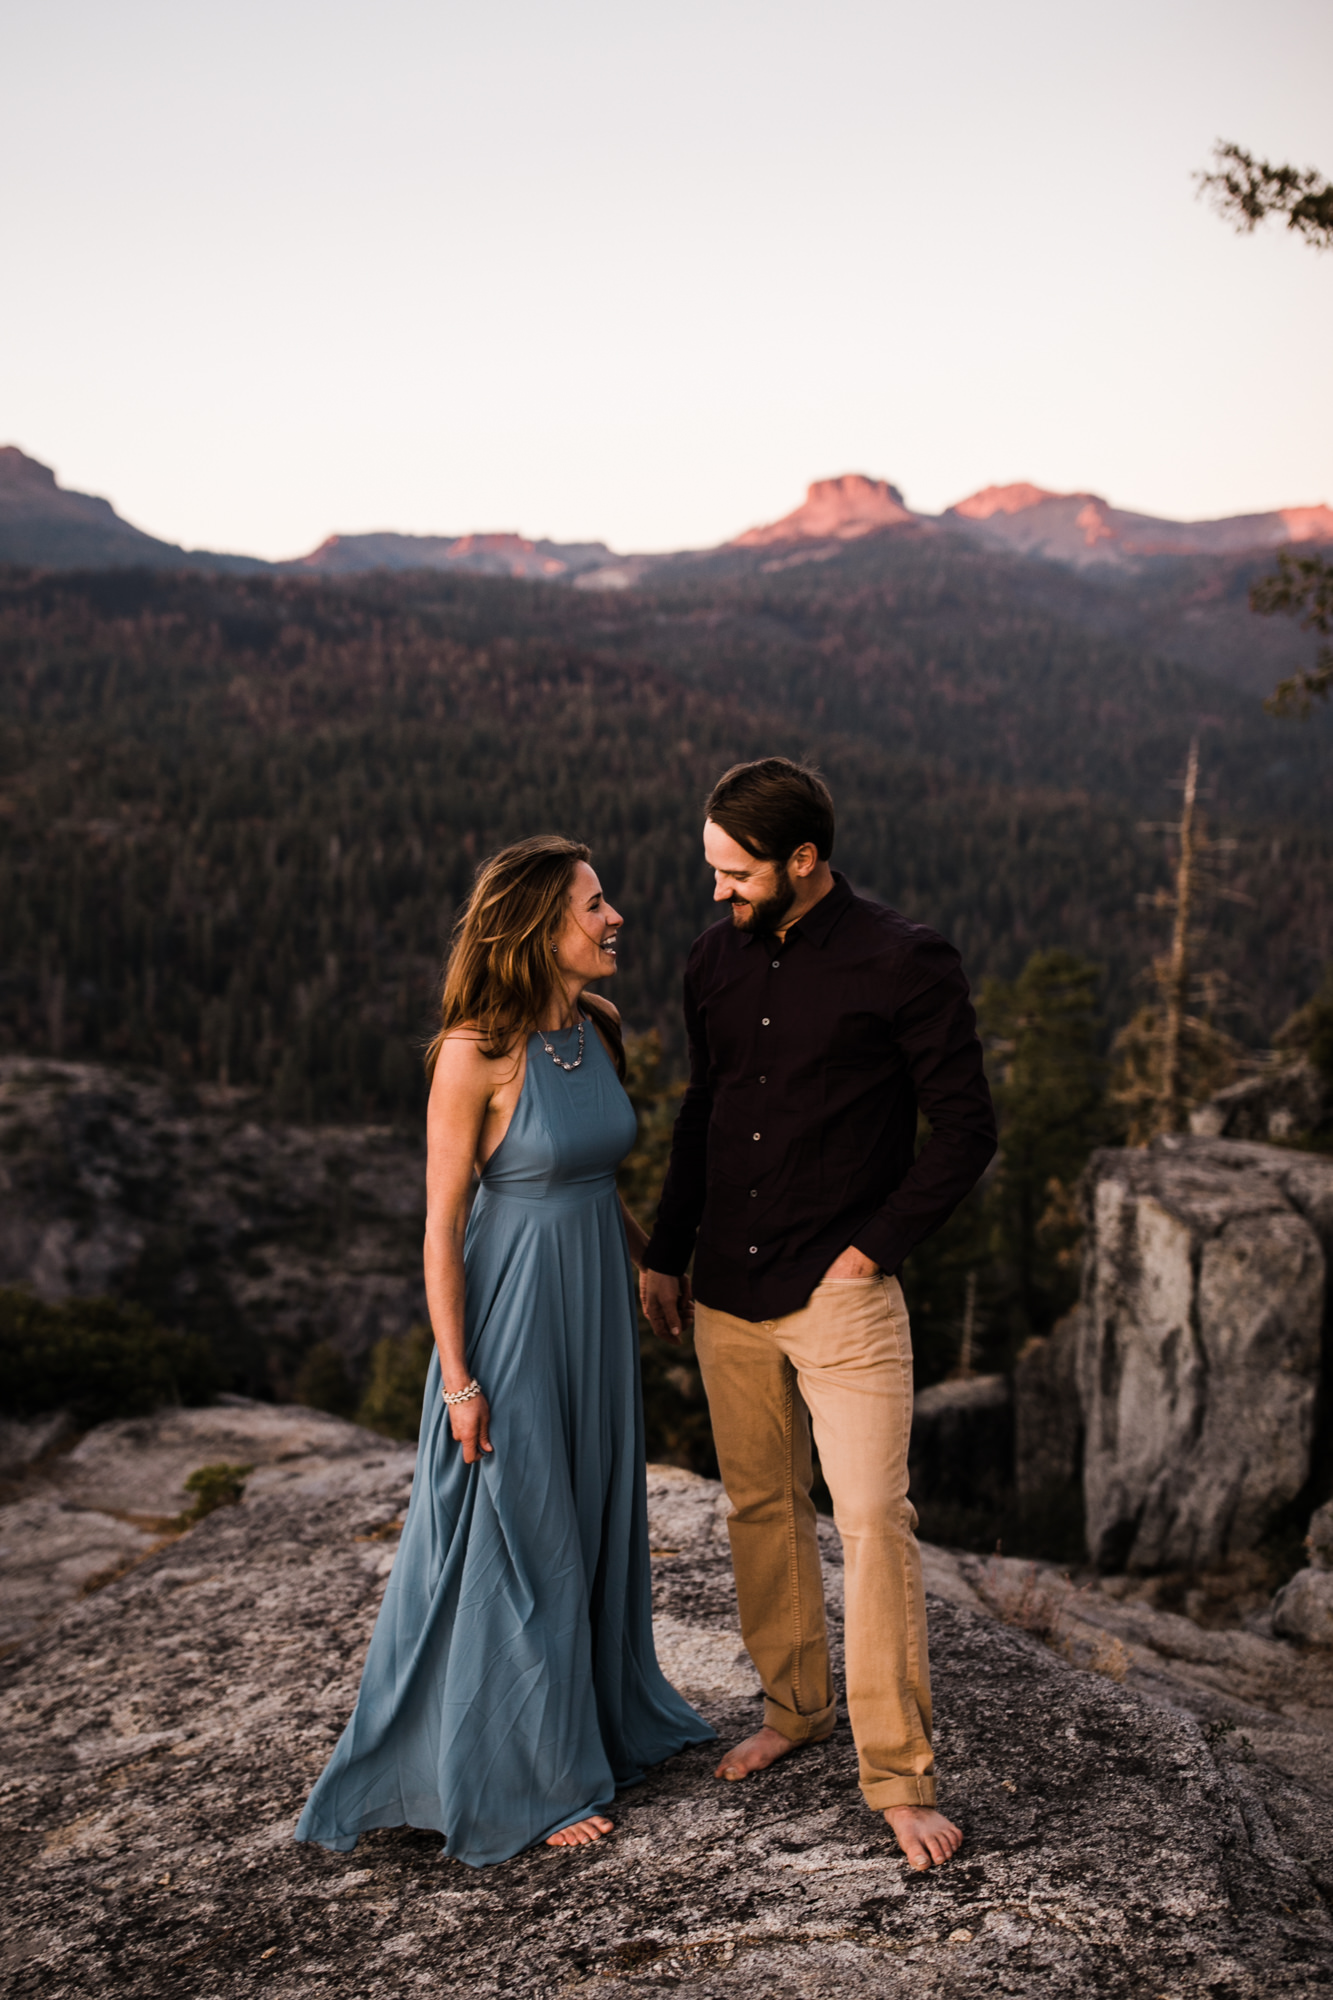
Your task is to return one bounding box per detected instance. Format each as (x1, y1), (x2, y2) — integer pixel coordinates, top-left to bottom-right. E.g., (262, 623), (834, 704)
(423, 1035), (504, 1463)
(619, 1196), (649, 1269)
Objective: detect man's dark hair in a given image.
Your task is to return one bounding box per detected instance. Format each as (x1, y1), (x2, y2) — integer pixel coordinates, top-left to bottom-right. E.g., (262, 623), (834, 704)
(705, 758), (835, 862)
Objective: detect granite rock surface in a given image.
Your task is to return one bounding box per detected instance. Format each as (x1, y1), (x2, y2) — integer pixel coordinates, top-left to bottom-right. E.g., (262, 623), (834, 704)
(1077, 1135), (1333, 1572)
(4, 1421), (1333, 1996)
(0, 1401), (403, 1649)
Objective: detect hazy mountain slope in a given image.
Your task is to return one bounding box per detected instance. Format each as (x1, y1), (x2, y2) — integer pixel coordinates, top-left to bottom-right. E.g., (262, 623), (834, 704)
(296, 529), (617, 580)
(945, 480), (1333, 569)
(3, 446), (1329, 702)
(0, 448), (265, 574)
(564, 529), (1333, 820)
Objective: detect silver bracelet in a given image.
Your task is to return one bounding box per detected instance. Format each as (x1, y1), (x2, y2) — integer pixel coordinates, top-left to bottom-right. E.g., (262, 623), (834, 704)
(442, 1377), (482, 1408)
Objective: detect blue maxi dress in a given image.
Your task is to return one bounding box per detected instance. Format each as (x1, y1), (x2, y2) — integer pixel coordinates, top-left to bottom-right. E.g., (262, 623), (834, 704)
(295, 1021), (714, 1867)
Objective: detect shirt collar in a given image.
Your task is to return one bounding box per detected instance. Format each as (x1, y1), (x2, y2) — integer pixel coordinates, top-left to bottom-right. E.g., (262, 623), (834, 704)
(740, 869), (853, 951)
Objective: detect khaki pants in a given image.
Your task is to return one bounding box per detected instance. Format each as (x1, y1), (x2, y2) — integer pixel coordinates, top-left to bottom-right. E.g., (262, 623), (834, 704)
(693, 1274), (935, 1811)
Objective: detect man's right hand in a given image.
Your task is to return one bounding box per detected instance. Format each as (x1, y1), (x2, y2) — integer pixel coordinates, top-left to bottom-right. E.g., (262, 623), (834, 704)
(640, 1267), (694, 1344)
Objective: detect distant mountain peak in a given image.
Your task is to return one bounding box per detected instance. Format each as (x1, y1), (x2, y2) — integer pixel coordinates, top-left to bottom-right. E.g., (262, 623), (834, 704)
(0, 446), (175, 562)
(945, 482), (1333, 569)
(0, 446), (268, 576)
(1279, 505), (1333, 542)
(732, 474), (917, 548)
(0, 446), (61, 495)
(950, 482), (1064, 520)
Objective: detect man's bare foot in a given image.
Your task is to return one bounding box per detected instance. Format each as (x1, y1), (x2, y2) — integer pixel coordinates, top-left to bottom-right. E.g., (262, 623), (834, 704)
(715, 1725), (799, 1781)
(546, 1814), (614, 1847)
(884, 1805), (963, 1871)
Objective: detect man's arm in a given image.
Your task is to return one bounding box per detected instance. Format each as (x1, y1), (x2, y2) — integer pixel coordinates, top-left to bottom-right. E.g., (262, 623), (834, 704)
(640, 958), (711, 1340)
(851, 936), (997, 1276)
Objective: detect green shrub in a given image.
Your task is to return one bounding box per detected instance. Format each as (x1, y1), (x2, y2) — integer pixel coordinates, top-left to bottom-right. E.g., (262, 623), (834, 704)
(292, 1340), (358, 1418)
(356, 1324), (435, 1441)
(180, 1462), (253, 1522)
(0, 1289), (217, 1425)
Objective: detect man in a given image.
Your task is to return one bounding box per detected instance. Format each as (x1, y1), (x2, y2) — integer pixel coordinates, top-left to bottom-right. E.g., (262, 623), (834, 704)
(641, 758), (997, 1872)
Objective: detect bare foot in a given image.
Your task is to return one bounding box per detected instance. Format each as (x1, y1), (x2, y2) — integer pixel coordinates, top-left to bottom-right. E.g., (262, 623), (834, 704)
(884, 1805), (963, 1871)
(715, 1725), (799, 1782)
(546, 1814), (614, 1848)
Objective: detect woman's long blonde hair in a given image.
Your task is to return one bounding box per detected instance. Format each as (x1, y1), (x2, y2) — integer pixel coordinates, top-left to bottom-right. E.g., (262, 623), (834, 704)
(424, 835), (624, 1080)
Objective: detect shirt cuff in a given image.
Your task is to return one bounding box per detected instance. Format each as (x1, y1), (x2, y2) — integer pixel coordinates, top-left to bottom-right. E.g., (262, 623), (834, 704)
(850, 1217), (914, 1278)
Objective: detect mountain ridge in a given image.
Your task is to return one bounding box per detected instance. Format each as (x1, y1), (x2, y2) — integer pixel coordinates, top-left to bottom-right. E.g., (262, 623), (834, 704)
(0, 446), (265, 575)
(3, 445), (1329, 582)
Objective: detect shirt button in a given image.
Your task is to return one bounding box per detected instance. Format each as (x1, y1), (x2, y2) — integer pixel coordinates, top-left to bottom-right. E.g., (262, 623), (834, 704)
(772, 959), (780, 968)
(753, 1132), (761, 1140)
(761, 1017), (770, 1026)
(749, 1188), (757, 1197)
(759, 1075), (766, 1083)
(749, 1245), (758, 1255)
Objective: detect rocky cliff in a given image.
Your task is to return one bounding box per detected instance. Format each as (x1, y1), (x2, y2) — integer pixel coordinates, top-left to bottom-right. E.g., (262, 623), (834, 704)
(1076, 1135), (1333, 1574)
(0, 1060), (427, 1395)
(4, 1409), (1333, 1996)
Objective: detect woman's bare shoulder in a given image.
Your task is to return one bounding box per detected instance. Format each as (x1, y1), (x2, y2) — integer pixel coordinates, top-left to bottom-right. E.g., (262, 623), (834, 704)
(430, 1026), (523, 1091)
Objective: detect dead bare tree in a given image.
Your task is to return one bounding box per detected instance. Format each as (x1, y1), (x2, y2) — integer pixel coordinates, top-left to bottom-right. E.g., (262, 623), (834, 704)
(1112, 741), (1251, 1141)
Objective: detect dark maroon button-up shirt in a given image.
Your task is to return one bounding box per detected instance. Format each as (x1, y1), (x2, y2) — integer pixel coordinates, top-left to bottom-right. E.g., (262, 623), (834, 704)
(643, 872), (997, 1322)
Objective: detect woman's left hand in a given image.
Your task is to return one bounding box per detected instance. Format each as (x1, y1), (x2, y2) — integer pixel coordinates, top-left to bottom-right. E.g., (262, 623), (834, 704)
(449, 1393), (493, 1463)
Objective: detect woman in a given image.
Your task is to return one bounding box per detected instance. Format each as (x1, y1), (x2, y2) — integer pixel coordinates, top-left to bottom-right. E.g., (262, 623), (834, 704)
(295, 836), (713, 1866)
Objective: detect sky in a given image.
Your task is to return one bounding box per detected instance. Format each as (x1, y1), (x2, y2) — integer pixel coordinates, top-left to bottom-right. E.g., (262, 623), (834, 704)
(2, 0), (1331, 559)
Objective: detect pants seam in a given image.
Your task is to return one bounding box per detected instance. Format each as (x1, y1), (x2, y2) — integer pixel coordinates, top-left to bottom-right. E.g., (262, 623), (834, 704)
(781, 1357), (805, 1715)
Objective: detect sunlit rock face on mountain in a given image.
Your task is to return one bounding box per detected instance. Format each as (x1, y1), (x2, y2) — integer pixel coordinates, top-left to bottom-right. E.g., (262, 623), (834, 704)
(731, 473), (918, 547)
(946, 481), (1333, 570)
(296, 529), (616, 580)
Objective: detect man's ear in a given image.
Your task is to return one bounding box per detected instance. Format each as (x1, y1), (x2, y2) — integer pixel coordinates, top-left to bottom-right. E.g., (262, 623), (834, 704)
(789, 842), (819, 880)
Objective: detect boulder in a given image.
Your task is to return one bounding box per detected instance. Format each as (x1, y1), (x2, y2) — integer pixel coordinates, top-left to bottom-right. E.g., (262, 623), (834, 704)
(908, 1373), (1013, 1522)
(4, 1431), (1333, 1995)
(1189, 1058), (1328, 1143)
(1270, 1501), (1333, 1648)
(1310, 1498), (1333, 1571)
(1013, 1307), (1083, 1505)
(1077, 1135), (1333, 1573)
(1273, 1568), (1333, 1646)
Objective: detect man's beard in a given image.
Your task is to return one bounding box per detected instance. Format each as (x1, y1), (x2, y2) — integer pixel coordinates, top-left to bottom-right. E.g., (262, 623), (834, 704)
(727, 875), (796, 935)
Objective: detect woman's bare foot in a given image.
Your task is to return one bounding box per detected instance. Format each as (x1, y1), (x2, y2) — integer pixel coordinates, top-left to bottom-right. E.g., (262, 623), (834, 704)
(715, 1725), (798, 1781)
(884, 1805), (963, 1871)
(546, 1814), (614, 1847)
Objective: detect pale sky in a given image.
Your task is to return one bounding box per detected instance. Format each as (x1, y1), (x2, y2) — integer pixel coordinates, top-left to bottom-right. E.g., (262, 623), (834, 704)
(2, 0), (1330, 560)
